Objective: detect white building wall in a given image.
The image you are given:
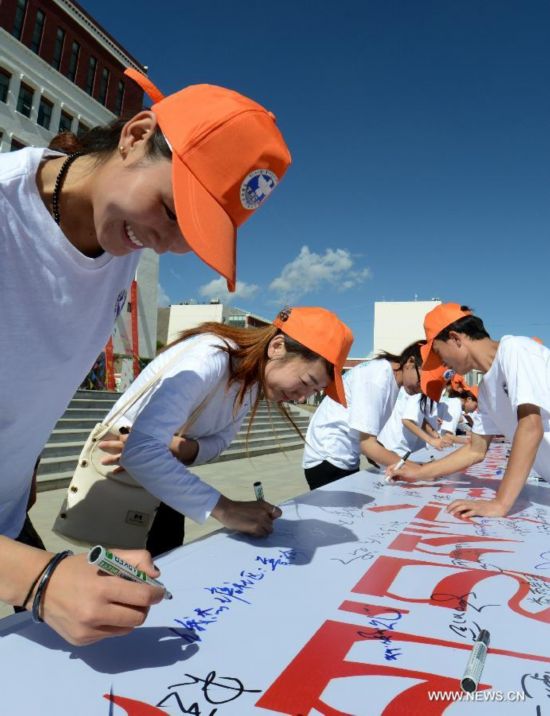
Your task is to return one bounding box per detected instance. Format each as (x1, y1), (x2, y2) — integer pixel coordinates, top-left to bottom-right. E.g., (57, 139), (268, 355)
(166, 304), (225, 344)
(373, 300), (441, 355)
(0, 27), (114, 150)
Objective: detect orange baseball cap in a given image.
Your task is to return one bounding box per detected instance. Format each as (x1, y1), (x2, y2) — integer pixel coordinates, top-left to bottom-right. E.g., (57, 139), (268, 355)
(421, 364), (447, 401)
(464, 385), (479, 399)
(450, 373), (468, 392)
(125, 68), (292, 291)
(273, 307), (354, 407)
(421, 303), (472, 371)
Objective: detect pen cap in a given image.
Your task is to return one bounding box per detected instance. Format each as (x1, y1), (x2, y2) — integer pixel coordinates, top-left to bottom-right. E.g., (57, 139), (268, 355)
(477, 629), (490, 647)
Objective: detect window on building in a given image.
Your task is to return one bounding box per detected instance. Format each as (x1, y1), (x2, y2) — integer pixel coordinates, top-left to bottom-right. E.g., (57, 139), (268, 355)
(10, 137), (26, 151)
(85, 56), (97, 95)
(114, 79), (125, 116)
(37, 96), (53, 129)
(67, 41), (80, 82)
(30, 9), (45, 54)
(51, 27), (65, 70)
(58, 110), (73, 133)
(0, 69), (11, 103)
(77, 121), (90, 137)
(16, 83), (33, 118)
(12, 0), (27, 40)
(98, 67), (110, 105)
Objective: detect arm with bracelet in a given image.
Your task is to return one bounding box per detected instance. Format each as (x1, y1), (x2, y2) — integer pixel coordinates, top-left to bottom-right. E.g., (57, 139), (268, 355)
(0, 538), (165, 645)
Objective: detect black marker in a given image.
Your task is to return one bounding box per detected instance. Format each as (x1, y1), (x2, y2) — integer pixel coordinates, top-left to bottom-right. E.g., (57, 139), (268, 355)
(385, 450), (412, 482)
(253, 481), (264, 501)
(461, 629), (490, 693)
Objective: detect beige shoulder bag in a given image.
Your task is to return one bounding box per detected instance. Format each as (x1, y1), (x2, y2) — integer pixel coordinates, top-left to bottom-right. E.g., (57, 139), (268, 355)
(53, 344), (222, 549)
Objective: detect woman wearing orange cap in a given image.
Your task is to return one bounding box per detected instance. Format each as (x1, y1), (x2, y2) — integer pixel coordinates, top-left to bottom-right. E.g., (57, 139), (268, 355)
(388, 303), (550, 518)
(93, 307), (353, 555)
(302, 341), (438, 489)
(0, 68), (291, 644)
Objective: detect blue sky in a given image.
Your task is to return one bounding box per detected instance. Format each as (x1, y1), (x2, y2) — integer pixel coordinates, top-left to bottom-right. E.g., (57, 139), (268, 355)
(83, 0), (550, 356)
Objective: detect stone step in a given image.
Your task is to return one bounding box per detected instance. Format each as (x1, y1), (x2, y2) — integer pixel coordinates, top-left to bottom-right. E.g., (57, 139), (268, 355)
(65, 398), (120, 410)
(74, 389), (122, 400)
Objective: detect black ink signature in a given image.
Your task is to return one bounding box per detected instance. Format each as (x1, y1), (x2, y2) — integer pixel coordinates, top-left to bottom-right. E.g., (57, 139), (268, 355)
(159, 671), (262, 710)
(431, 590), (499, 613)
(520, 670), (550, 716)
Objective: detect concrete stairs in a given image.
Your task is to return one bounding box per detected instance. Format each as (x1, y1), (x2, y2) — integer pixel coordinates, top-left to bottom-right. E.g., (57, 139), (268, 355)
(36, 389), (311, 492)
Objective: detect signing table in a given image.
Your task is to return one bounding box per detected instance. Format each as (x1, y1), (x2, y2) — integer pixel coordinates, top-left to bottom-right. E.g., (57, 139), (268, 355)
(0, 443), (549, 715)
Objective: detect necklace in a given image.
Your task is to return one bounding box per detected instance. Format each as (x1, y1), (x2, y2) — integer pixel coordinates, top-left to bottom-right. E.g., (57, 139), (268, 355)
(51, 152), (83, 225)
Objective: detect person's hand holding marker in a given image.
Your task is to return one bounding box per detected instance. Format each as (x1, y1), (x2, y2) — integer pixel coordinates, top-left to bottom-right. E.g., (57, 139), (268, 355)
(211, 491), (282, 537)
(23, 547), (165, 646)
(385, 451), (434, 483)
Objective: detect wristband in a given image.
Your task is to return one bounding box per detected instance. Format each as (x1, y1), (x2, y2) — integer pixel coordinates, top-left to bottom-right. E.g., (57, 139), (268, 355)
(31, 550), (73, 623)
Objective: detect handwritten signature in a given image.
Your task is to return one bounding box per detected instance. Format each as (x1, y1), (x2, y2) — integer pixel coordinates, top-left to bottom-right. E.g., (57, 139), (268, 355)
(173, 550), (297, 641)
(357, 608), (404, 662)
(431, 591), (498, 641)
(156, 670), (262, 714)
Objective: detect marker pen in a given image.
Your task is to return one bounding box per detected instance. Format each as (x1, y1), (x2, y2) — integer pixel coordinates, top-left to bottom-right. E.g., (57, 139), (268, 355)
(393, 450), (412, 473)
(253, 481), (264, 501)
(385, 450), (412, 482)
(88, 545), (173, 600)
(461, 629), (490, 693)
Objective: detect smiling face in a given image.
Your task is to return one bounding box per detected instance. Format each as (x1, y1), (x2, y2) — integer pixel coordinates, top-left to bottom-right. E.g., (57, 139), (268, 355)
(263, 335), (331, 403)
(89, 113), (191, 257)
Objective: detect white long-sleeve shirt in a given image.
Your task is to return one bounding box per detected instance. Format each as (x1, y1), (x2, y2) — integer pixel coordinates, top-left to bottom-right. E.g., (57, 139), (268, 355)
(105, 335), (257, 523)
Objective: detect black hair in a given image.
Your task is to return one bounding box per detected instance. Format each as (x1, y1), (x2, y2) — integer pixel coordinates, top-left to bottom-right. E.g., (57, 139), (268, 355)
(419, 394), (434, 414)
(48, 117), (171, 161)
(447, 389), (464, 399)
(375, 340), (425, 370)
(435, 306), (490, 341)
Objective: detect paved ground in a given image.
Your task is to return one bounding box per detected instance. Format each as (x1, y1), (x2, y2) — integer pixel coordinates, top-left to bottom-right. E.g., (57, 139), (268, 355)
(0, 448), (313, 619)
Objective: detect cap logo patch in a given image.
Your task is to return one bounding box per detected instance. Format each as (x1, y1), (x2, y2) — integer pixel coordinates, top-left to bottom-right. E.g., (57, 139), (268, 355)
(240, 169), (278, 210)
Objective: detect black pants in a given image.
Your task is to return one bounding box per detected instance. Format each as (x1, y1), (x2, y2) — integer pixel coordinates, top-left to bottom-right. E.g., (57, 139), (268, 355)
(146, 502), (186, 558)
(304, 461), (359, 490)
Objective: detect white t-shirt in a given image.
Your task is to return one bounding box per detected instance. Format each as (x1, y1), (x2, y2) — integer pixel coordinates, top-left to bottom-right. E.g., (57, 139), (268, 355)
(303, 359), (400, 470)
(436, 396), (462, 434)
(378, 389), (425, 456)
(107, 335), (257, 524)
(0, 148), (139, 537)
(473, 335), (550, 482)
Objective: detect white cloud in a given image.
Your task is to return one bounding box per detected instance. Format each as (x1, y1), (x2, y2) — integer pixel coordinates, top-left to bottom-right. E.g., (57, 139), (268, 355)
(157, 283), (171, 307)
(269, 246), (371, 302)
(199, 276), (260, 303)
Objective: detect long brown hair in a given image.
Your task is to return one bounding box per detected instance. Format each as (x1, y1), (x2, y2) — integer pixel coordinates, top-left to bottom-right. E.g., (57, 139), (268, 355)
(167, 322), (334, 442)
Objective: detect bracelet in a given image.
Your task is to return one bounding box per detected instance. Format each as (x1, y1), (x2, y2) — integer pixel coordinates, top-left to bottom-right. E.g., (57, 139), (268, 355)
(21, 555), (55, 610)
(31, 550), (73, 623)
